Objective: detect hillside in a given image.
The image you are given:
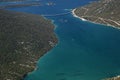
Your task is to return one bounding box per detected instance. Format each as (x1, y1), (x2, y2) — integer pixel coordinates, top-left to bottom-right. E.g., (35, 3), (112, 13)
(0, 9), (57, 80)
(74, 0), (120, 28)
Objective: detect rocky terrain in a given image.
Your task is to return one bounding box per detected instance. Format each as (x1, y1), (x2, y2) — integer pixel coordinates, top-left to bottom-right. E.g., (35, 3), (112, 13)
(104, 76), (120, 80)
(74, 0), (120, 28)
(0, 9), (57, 80)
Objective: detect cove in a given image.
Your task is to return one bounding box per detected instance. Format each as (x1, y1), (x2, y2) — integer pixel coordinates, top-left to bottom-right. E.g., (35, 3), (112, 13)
(25, 14), (120, 80)
(6, 0), (120, 80)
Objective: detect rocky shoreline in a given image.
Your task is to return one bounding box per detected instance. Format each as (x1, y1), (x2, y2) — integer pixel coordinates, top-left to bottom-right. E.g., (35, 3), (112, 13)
(0, 9), (58, 80)
(72, 0), (120, 80)
(72, 0), (120, 29)
(72, 8), (120, 80)
(104, 75), (120, 80)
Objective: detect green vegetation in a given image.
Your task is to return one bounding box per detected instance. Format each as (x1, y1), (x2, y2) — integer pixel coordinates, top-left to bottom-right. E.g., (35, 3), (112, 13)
(0, 9), (57, 80)
(74, 0), (120, 28)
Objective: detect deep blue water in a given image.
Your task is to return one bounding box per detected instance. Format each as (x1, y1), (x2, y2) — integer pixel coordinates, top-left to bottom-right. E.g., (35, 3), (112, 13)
(4, 0), (120, 80)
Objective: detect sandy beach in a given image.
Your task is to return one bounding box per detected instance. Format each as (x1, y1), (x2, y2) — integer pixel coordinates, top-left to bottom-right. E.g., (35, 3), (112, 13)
(71, 8), (120, 30)
(72, 8), (87, 21)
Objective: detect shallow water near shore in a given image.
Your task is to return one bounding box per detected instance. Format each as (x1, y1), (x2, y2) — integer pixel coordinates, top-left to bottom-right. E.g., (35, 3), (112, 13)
(5, 0), (120, 80)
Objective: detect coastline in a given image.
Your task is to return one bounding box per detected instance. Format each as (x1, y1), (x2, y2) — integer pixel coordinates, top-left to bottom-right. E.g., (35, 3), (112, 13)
(72, 8), (87, 21)
(22, 22), (58, 80)
(0, 9), (58, 80)
(104, 75), (120, 80)
(72, 8), (120, 80)
(22, 21), (58, 80)
(21, 13), (59, 80)
(71, 8), (120, 30)
(21, 45), (57, 80)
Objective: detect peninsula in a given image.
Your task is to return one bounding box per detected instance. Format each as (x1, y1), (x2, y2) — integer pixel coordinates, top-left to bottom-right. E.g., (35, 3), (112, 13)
(0, 9), (57, 80)
(73, 0), (120, 80)
(72, 0), (120, 29)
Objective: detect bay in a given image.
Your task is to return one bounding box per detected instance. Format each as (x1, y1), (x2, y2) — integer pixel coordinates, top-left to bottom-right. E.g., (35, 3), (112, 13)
(5, 0), (120, 80)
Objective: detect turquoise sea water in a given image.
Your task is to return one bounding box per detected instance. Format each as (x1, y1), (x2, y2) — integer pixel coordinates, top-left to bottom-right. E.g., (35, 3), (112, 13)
(5, 0), (120, 80)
